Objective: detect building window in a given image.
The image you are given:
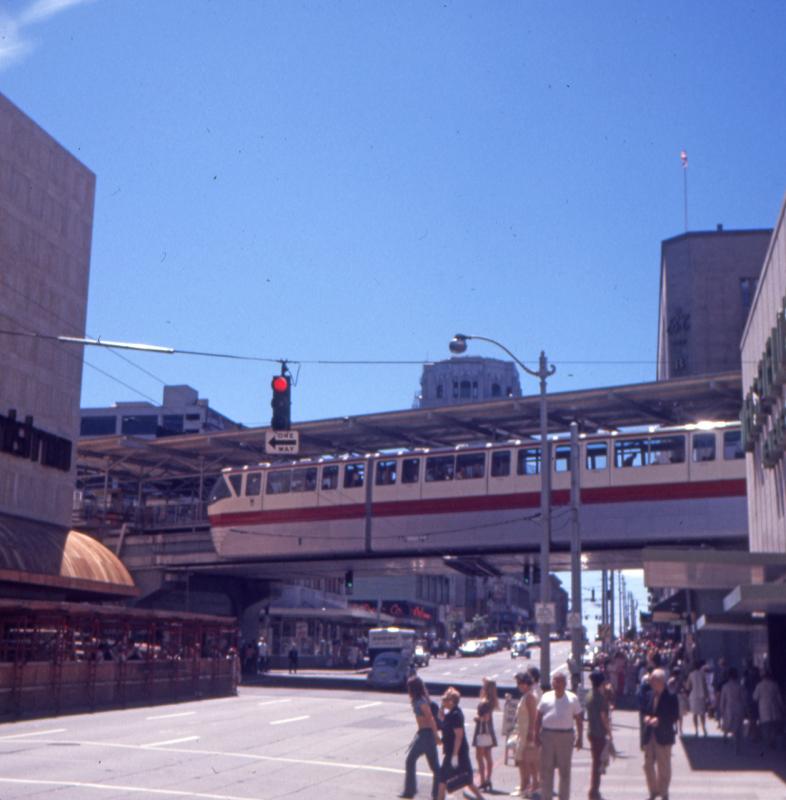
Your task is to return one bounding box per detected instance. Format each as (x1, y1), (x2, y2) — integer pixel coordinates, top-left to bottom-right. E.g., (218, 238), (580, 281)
(585, 442), (608, 470)
(436, 384), (444, 399)
(80, 416), (116, 436)
(459, 380), (471, 399)
(740, 277), (758, 311)
(491, 383), (501, 398)
(506, 386), (513, 397)
(121, 415), (158, 436)
(471, 381), (479, 399)
(160, 414), (184, 436)
(692, 433), (716, 462)
(491, 450), (511, 477)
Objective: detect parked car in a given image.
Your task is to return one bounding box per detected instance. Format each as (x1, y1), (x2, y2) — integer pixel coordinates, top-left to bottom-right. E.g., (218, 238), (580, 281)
(483, 636), (501, 652)
(413, 643), (431, 668)
(459, 639), (484, 657)
(367, 652), (410, 689)
(510, 640), (532, 659)
(492, 632), (511, 649)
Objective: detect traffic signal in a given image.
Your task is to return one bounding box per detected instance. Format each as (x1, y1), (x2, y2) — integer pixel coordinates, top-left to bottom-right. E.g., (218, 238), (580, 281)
(523, 565), (531, 586)
(344, 570), (354, 594)
(270, 372), (291, 430)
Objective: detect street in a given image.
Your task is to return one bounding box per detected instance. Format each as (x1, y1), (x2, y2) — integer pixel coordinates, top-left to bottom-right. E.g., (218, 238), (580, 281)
(417, 640), (575, 689)
(0, 652), (783, 800)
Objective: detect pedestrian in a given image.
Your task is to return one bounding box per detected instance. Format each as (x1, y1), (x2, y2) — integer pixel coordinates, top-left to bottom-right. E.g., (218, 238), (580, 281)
(436, 687), (485, 800)
(586, 670), (613, 800)
(288, 642), (299, 674)
(753, 670), (784, 750)
(719, 667), (746, 753)
(511, 672), (539, 799)
(401, 676), (441, 800)
(686, 660), (708, 736)
(527, 666), (542, 703)
(473, 678), (499, 792)
(668, 667), (688, 736)
(742, 659), (761, 740)
(535, 672), (583, 800)
(641, 668), (679, 800)
(257, 637), (268, 674)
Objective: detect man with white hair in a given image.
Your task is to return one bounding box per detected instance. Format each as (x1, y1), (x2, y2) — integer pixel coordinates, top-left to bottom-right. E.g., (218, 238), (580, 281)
(535, 672), (583, 800)
(641, 668), (679, 800)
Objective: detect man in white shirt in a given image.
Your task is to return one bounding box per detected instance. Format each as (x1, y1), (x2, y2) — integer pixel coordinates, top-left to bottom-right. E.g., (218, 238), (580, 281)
(536, 672), (583, 800)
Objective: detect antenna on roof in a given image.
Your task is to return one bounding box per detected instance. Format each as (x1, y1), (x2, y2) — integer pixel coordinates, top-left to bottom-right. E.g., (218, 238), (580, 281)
(680, 149), (689, 232)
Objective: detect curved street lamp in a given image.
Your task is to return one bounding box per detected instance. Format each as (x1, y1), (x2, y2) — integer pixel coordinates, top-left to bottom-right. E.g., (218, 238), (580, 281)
(449, 333), (556, 688)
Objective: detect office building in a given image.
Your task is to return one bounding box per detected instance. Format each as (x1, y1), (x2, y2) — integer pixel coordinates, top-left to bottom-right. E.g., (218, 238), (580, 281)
(418, 357), (522, 408)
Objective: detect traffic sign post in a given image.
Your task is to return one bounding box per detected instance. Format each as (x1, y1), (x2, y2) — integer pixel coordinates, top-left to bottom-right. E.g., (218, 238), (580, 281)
(534, 602), (556, 626)
(265, 429), (300, 455)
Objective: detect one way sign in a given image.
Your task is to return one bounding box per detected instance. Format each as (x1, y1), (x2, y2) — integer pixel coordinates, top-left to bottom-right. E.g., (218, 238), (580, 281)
(265, 430), (300, 455)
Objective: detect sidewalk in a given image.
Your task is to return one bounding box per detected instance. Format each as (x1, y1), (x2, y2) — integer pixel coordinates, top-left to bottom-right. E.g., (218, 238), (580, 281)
(528, 710), (786, 800)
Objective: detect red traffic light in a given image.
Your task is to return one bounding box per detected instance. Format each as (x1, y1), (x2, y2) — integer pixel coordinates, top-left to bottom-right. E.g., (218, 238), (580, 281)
(272, 376), (289, 393)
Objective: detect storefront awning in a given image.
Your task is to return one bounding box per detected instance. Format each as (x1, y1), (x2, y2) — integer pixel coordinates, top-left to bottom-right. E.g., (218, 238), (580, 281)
(643, 547), (786, 590)
(696, 612), (767, 632)
(723, 582), (786, 614)
(268, 606), (396, 626)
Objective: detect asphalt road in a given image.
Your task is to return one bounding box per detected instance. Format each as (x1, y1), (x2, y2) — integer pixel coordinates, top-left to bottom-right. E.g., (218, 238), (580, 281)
(417, 639), (575, 689)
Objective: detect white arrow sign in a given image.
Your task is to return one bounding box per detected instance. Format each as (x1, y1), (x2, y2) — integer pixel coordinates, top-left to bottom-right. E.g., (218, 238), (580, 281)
(265, 430), (300, 455)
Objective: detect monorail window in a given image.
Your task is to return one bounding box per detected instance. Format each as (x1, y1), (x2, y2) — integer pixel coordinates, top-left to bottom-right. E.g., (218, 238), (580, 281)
(228, 474), (243, 495)
(692, 433), (716, 462)
(586, 442), (608, 470)
(491, 450), (511, 477)
(517, 447), (541, 476)
(615, 439), (647, 468)
(292, 467), (318, 492)
(649, 436), (685, 465)
(266, 470), (291, 494)
(208, 476), (232, 502)
(426, 455), (455, 482)
(554, 445), (571, 473)
(344, 463), (365, 488)
(376, 460), (398, 486)
(402, 458), (420, 484)
(724, 430), (745, 460)
(321, 465), (339, 490)
(456, 452), (485, 479)
(245, 472), (262, 496)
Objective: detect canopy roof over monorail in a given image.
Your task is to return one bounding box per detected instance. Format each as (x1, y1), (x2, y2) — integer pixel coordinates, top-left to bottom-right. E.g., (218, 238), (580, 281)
(78, 371), (743, 485)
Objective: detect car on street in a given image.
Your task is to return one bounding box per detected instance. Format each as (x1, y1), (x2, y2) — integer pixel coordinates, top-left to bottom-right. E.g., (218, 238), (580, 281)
(492, 632), (511, 649)
(367, 652), (410, 689)
(413, 643), (431, 667)
(458, 639), (484, 657)
(510, 639), (532, 659)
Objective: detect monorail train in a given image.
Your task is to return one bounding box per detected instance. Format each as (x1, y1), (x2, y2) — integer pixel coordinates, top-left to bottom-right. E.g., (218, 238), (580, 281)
(207, 423), (748, 560)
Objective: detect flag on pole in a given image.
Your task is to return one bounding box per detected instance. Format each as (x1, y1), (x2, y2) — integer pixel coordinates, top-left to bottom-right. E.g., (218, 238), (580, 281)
(680, 149), (688, 168)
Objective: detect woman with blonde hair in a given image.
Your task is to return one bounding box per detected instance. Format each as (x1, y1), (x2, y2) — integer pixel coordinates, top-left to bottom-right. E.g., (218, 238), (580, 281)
(473, 678), (499, 791)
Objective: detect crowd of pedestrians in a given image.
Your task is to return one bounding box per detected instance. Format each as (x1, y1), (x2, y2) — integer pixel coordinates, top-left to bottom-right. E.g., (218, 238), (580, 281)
(400, 635), (785, 800)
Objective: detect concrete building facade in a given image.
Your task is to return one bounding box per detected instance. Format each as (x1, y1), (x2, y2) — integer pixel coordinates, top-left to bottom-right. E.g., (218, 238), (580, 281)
(418, 357), (522, 408)
(657, 227), (772, 380)
(0, 93), (95, 530)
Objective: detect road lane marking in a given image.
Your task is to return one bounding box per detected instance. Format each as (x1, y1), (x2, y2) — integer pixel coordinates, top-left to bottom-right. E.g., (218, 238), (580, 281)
(270, 715), (310, 726)
(0, 737), (431, 777)
(146, 711), (197, 721)
(459, 667), (468, 671)
(0, 778), (263, 799)
(143, 735), (200, 748)
(258, 698), (292, 707)
(354, 701), (383, 710)
(0, 728), (66, 739)
(441, 671), (452, 676)
(489, 673), (499, 679)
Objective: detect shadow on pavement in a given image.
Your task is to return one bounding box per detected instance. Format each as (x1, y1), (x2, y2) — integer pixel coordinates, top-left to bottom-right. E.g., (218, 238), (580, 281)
(679, 734), (786, 784)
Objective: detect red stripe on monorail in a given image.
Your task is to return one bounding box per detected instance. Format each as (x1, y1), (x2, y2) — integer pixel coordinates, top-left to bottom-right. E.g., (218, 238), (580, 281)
(209, 479), (746, 528)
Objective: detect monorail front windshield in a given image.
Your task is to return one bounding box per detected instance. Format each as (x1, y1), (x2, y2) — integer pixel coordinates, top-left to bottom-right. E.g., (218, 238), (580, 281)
(208, 475), (232, 503)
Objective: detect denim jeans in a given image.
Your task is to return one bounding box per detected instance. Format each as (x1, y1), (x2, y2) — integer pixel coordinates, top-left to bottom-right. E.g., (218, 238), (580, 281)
(403, 728), (439, 799)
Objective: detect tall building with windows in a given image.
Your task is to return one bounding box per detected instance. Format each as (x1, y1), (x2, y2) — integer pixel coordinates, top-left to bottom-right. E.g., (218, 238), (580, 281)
(656, 226), (772, 380)
(418, 357), (522, 408)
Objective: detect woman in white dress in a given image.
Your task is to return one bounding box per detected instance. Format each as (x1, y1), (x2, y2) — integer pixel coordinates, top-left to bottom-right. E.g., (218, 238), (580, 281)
(687, 660), (708, 736)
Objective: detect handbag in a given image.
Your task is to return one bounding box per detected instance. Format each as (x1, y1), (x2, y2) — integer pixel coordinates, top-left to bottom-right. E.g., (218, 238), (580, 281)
(444, 765), (473, 793)
(475, 732), (494, 748)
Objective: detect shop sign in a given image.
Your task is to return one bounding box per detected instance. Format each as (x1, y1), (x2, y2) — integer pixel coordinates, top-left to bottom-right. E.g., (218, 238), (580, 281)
(0, 409), (72, 472)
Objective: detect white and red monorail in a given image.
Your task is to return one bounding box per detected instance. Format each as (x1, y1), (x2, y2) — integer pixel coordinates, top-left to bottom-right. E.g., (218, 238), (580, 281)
(207, 422), (747, 560)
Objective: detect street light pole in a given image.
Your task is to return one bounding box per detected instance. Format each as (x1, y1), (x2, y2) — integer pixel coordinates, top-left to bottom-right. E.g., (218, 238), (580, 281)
(449, 334), (555, 689)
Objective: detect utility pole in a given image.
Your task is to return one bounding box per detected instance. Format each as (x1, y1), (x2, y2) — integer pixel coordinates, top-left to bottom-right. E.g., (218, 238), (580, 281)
(569, 421), (582, 692)
(609, 570), (615, 641)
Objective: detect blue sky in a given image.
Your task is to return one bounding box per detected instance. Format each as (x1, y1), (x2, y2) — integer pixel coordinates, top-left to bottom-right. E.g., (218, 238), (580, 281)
(3, 1), (785, 425)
